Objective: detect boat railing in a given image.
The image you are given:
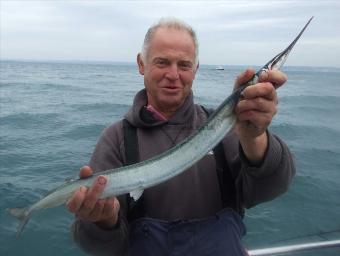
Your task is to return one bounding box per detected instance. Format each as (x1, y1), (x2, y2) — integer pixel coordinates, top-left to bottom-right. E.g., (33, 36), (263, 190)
(248, 239), (340, 255)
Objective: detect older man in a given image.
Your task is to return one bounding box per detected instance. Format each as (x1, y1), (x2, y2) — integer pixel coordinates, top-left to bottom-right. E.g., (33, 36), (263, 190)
(67, 18), (295, 256)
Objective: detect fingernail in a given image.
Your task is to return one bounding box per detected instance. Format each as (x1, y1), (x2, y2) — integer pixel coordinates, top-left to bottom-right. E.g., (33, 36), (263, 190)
(98, 176), (107, 185)
(260, 70), (269, 80)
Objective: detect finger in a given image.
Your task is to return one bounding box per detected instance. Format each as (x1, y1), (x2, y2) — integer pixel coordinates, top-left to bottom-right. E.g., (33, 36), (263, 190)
(79, 165), (93, 179)
(235, 98), (277, 121)
(258, 70), (287, 89)
(234, 68), (255, 89)
(88, 200), (105, 222)
(100, 197), (120, 226)
(237, 111), (273, 130)
(236, 97), (277, 116)
(81, 176), (107, 214)
(67, 186), (88, 213)
(241, 83), (277, 101)
(87, 198), (119, 225)
(102, 197), (119, 220)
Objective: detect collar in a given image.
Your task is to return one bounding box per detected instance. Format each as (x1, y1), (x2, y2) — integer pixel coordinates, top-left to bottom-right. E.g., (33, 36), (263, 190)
(124, 89), (195, 128)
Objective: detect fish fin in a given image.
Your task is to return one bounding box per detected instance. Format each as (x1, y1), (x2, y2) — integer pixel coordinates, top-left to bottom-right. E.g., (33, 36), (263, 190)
(207, 150), (214, 155)
(7, 207), (33, 238)
(129, 189), (144, 201)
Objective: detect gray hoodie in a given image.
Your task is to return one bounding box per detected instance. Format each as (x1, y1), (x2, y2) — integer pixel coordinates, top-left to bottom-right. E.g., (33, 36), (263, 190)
(72, 89), (295, 255)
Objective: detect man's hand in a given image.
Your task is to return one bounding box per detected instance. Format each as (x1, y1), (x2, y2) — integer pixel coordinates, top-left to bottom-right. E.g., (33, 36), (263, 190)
(66, 166), (120, 230)
(234, 68), (287, 163)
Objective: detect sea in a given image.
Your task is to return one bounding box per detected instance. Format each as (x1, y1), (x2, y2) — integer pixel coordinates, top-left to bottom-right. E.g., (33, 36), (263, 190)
(1, 60), (340, 256)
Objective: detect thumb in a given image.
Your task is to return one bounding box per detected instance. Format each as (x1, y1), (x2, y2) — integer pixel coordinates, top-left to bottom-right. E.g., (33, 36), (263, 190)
(234, 68), (255, 90)
(79, 165), (93, 179)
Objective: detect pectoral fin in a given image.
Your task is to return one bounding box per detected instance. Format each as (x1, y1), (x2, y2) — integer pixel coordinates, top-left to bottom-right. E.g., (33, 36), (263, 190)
(129, 189), (144, 201)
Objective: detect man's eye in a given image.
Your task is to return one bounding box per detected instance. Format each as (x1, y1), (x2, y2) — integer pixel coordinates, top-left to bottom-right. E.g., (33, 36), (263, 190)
(179, 62), (193, 70)
(155, 59), (168, 66)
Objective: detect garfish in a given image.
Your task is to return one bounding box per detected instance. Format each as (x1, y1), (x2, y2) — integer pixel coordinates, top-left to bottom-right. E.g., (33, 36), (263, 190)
(8, 17), (313, 238)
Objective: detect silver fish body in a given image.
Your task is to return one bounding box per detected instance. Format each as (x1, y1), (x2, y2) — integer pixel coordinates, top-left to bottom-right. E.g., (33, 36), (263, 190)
(8, 17), (313, 238)
(38, 90), (239, 210)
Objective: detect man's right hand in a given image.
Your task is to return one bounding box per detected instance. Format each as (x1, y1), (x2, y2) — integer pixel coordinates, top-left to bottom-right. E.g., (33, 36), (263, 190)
(66, 166), (120, 230)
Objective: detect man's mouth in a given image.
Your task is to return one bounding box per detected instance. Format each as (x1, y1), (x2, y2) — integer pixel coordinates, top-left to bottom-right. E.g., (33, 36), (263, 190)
(162, 86), (181, 93)
(163, 85), (180, 90)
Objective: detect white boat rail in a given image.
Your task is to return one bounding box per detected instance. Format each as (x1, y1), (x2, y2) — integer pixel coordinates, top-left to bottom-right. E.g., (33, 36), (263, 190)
(248, 239), (340, 255)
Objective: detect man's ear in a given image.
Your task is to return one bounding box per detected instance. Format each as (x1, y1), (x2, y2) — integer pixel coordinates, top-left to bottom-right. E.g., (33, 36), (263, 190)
(195, 61), (200, 73)
(192, 61), (199, 77)
(137, 53), (145, 75)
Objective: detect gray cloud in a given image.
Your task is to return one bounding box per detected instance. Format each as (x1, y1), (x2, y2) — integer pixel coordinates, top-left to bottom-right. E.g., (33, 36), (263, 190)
(1, 0), (339, 67)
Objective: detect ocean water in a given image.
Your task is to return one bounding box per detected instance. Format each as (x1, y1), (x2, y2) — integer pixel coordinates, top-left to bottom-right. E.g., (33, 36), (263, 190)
(1, 60), (339, 255)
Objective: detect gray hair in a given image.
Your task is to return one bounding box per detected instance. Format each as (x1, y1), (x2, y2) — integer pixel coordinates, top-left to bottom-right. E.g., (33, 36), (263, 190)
(141, 17), (199, 65)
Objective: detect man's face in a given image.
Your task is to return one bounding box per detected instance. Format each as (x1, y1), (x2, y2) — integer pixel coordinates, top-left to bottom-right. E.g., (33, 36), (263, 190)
(137, 27), (198, 116)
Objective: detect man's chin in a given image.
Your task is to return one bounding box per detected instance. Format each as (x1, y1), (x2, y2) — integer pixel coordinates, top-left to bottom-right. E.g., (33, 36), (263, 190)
(160, 99), (184, 111)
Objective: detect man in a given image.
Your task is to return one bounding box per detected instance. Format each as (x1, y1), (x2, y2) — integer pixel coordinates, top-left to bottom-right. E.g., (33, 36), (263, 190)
(67, 18), (295, 256)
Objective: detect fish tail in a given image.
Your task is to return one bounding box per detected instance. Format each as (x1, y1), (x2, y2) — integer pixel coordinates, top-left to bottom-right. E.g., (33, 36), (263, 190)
(7, 207), (33, 238)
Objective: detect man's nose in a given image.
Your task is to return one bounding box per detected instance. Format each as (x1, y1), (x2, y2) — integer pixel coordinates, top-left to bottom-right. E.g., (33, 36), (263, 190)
(165, 64), (179, 80)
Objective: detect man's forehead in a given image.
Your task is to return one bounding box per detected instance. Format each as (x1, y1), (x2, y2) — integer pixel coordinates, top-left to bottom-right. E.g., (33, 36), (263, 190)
(144, 27), (197, 64)
(149, 47), (195, 63)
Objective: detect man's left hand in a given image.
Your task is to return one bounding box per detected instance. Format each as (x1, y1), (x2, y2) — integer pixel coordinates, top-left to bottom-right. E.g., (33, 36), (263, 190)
(234, 68), (287, 163)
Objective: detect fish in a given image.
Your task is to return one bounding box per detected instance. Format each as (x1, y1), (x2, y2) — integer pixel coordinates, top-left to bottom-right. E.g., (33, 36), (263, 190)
(8, 17), (313, 238)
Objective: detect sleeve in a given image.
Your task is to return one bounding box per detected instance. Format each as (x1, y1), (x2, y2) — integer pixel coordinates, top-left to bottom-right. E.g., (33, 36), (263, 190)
(224, 130), (296, 209)
(71, 212), (129, 256)
(71, 121), (130, 256)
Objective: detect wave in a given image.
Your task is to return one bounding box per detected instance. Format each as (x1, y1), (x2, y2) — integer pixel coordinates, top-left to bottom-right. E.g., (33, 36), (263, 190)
(280, 95), (340, 107)
(68, 102), (129, 113)
(62, 123), (107, 140)
(0, 112), (60, 128)
(270, 123), (340, 151)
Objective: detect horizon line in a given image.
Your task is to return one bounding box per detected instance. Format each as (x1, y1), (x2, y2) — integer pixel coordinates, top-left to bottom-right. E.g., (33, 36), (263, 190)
(1, 58), (340, 69)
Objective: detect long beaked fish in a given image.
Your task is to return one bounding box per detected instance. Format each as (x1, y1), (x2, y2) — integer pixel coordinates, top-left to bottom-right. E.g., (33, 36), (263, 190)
(8, 17), (313, 238)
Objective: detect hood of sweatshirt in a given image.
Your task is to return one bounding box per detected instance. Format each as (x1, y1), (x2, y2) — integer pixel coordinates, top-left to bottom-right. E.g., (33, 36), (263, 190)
(124, 89), (196, 128)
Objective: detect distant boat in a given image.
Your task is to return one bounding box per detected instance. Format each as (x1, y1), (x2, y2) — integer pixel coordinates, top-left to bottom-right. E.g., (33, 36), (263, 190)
(215, 66), (224, 70)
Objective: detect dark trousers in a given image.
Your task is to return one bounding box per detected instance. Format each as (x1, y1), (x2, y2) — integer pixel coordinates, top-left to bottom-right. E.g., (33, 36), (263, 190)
(129, 208), (248, 256)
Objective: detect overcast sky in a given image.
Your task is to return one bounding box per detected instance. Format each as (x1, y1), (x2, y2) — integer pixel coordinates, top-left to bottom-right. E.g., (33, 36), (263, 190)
(1, 0), (340, 67)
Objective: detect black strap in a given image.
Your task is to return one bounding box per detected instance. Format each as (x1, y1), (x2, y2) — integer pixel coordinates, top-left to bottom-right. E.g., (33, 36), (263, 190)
(213, 143), (242, 216)
(200, 106), (243, 216)
(122, 119), (139, 165)
(122, 119), (145, 221)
